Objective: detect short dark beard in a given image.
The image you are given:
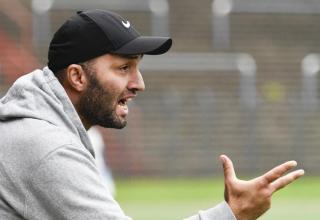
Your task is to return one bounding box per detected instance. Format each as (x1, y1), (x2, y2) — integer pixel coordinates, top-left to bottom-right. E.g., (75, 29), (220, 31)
(78, 66), (127, 129)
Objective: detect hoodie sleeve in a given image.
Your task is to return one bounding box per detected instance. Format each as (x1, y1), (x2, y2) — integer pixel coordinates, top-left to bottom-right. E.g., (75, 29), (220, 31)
(183, 201), (236, 220)
(24, 144), (132, 220)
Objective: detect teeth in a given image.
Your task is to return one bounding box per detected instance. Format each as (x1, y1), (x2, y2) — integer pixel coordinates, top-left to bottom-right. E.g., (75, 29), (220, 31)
(118, 99), (127, 106)
(118, 97), (134, 106)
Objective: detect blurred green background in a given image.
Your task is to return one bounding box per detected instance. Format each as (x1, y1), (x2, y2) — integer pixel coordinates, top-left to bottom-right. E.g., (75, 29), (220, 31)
(116, 177), (320, 219)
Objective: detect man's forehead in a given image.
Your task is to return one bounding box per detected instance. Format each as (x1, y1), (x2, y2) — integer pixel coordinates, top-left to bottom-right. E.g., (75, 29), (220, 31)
(111, 53), (143, 60)
(91, 53), (143, 68)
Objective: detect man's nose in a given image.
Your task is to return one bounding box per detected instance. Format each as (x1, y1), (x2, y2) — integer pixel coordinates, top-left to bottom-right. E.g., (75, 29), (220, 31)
(128, 69), (145, 92)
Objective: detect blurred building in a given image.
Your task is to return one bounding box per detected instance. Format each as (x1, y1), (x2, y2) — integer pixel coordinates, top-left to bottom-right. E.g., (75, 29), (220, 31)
(1, 0), (320, 177)
(0, 0), (40, 90)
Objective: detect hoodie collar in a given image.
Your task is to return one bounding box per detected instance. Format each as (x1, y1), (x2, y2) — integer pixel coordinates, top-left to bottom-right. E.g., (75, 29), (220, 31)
(43, 67), (94, 156)
(0, 67), (95, 157)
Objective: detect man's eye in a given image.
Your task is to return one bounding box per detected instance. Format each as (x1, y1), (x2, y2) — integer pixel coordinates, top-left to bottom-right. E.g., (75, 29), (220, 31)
(120, 65), (130, 72)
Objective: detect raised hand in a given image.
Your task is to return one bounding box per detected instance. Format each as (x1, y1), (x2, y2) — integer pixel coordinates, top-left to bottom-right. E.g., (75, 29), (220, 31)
(220, 155), (304, 220)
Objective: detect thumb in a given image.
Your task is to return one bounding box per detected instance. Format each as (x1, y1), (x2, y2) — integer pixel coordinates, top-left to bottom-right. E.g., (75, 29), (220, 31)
(220, 154), (236, 181)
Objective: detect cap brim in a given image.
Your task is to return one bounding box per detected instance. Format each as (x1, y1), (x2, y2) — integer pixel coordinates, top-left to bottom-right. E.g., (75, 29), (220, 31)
(113, 36), (172, 55)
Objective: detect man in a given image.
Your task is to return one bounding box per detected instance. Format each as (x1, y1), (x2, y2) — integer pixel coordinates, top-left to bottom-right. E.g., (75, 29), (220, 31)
(0, 9), (304, 220)
(87, 126), (116, 196)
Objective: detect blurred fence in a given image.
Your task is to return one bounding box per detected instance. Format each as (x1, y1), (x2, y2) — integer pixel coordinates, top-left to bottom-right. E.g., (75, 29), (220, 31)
(1, 0), (320, 177)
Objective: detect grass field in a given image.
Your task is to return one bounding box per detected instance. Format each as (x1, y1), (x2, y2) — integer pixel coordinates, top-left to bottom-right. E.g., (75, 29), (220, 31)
(116, 176), (320, 220)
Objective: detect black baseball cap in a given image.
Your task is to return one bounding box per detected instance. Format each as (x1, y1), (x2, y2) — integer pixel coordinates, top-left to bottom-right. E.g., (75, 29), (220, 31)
(48, 9), (172, 72)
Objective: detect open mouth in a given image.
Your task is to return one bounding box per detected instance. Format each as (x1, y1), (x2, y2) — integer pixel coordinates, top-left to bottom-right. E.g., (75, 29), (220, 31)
(118, 98), (127, 107)
(118, 97), (132, 107)
(116, 96), (134, 117)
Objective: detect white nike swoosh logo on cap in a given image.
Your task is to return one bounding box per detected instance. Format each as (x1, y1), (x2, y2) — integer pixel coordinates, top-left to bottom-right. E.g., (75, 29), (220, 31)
(122, 20), (131, 28)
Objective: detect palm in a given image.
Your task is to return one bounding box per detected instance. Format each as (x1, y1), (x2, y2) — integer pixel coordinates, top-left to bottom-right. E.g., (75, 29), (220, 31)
(220, 155), (304, 220)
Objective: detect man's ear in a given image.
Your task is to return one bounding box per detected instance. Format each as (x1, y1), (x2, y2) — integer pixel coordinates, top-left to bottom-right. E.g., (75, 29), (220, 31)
(66, 64), (88, 92)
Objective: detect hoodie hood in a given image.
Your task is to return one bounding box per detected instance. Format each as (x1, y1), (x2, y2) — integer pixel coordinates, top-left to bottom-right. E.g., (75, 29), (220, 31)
(0, 67), (94, 156)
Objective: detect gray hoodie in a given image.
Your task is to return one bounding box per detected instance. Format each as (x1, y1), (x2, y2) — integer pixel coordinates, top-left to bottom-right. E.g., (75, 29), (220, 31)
(0, 67), (236, 220)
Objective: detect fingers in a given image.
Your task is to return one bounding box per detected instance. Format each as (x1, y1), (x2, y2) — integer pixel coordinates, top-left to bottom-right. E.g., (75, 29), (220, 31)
(220, 155), (236, 181)
(262, 160), (298, 183)
(271, 169), (305, 192)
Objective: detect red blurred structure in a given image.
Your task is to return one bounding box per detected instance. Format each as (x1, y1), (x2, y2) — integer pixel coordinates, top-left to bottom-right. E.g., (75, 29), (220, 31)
(0, 0), (39, 85)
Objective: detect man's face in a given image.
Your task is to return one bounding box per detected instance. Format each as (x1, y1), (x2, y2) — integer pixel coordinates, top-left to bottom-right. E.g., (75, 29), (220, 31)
(78, 54), (145, 129)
